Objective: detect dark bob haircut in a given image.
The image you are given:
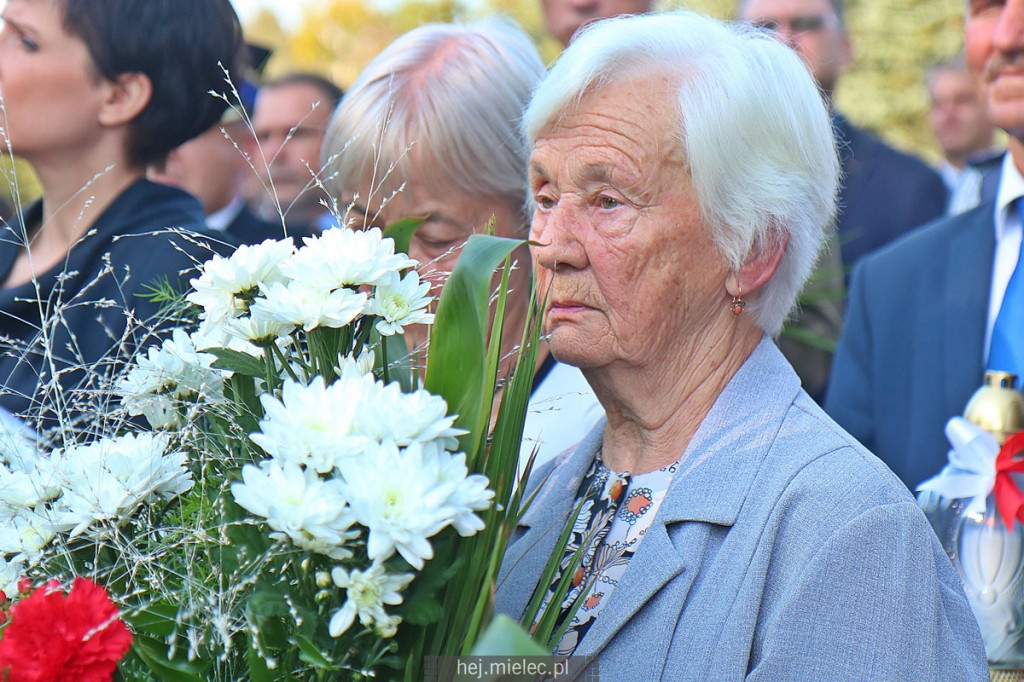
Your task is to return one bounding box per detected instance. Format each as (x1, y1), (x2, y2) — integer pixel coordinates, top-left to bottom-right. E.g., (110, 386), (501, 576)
(59, 0), (244, 168)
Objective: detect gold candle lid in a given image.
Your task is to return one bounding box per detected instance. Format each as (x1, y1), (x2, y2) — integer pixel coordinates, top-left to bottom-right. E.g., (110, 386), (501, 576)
(964, 371), (1024, 445)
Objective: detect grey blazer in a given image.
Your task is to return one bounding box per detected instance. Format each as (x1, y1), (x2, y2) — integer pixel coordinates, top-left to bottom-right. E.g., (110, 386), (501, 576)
(496, 338), (987, 681)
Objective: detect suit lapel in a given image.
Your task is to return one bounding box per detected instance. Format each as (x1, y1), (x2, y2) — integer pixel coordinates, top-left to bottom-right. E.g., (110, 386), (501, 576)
(942, 204), (994, 416)
(571, 338), (800, 665)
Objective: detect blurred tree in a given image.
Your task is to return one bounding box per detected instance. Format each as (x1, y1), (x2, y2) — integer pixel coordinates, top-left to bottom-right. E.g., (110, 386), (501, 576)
(244, 0), (967, 162)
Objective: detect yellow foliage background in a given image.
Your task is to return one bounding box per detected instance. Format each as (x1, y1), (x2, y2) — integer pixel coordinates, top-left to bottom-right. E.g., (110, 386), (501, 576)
(0, 0), (974, 207)
(246, 0), (970, 164)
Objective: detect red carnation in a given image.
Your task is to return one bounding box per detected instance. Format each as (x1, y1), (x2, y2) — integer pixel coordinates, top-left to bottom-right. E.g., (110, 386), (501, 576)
(0, 578), (132, 682)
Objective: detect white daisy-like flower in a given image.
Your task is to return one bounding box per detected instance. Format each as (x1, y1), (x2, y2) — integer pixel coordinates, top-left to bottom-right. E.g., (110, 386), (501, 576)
(328, 563), (413, 637)
(0, 418), (37, 472)
(355, 381), (463, 449)
(222, 313), (296, 344)
(0, 461), (61, 510)
(187, 238), (295, 322)
(50, 433), (192, 537)
(251, 376), (370, 473)
(0, 508), (57, 564)
(251, 280), (367, 332)
(283, 227), (416, 290)
(366, 270), (434, 336)
(435, 451), (494, 537)
(0, 555), (25, 596)
(118, 329), (225, 429)
(231, 461), (358, 559)
(339, 441), (491, 569)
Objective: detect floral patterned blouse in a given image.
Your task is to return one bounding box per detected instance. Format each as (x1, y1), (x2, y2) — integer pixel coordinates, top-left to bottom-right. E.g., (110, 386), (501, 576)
(532, 454), (679, 656)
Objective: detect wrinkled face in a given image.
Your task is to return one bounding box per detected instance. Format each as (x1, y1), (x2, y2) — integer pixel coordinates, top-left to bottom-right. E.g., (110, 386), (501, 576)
(0, 0), (108, 162)
(965, 0), (1024, 139)
(542, 0), (653, 46)
(528, 74), (730, 371)
(149, 121), (244, 214)
(248, 82), (334, 210)
(927, 67), (994, 162)
(739, 0), (850, 96)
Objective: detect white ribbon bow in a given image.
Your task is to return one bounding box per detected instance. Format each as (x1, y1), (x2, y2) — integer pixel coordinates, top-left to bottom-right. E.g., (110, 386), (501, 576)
(916, 416), (1000, 516)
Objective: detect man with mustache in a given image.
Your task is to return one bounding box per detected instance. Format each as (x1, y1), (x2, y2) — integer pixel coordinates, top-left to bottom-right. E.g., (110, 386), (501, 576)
(826, 0), (1024, 491)
(246, 73), (343, 234)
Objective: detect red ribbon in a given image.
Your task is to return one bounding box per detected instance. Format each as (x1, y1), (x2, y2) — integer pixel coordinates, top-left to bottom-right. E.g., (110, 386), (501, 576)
(994, 431), (1024, 529)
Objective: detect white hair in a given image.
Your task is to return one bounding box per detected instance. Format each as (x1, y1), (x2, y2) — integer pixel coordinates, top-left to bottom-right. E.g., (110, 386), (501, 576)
(322, 17), (544, 233)
(524, 11), (840, 335)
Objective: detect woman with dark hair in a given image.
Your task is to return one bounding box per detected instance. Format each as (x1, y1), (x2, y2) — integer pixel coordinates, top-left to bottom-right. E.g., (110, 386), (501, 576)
(0, 0), (244, 427)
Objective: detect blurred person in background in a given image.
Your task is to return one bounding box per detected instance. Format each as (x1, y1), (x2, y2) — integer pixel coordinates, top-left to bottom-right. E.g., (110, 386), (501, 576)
(827, 0), (1024, 491)
(737, 0), (949, 402)
(322, 18), (603, 468)
(0, 0), (243, 426)
(926, 56), (1001, 215)
(540, 0), (652, 47)
(247, 73), (342, 234)
(149, 97), (315, 246)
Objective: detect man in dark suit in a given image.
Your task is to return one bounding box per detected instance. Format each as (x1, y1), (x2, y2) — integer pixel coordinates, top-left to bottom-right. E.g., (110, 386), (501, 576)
(826, 0), (1024, 490)
(150, 113), (316, 246)
(738, 0), (948, 401)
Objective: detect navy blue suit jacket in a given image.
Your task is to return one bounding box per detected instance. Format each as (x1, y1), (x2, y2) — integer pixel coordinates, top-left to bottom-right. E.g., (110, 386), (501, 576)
(834, 114), (948, 268)
(825, 203), (993, 489)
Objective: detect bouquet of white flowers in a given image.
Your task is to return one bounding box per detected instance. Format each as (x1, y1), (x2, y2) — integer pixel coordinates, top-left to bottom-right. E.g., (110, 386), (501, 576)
(0, 221), (542, 680)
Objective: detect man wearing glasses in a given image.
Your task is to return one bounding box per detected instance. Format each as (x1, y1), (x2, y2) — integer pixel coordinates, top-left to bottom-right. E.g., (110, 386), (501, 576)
(737, 0), (948, 402)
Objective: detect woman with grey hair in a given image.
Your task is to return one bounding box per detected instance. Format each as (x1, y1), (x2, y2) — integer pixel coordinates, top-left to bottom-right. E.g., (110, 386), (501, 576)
(322, 18), (603, 465)
(495, 11), (987, 679)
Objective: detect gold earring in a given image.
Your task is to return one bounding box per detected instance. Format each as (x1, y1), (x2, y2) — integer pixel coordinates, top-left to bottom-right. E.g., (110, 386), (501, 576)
(731, 294), (745, 315)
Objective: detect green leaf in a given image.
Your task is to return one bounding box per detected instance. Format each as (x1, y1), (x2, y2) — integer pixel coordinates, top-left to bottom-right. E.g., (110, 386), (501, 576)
(294, 633), (334, 668)
(424, 234), (525, 454)
(383, 216), (424, 257)
(403, 594), (444, 626)
(469, 615), (549, 657)
(246, 636), (276, 682)
(126, 600), (180, 638)
(208, 347), (267, 377)
(131, 636), (205, 682)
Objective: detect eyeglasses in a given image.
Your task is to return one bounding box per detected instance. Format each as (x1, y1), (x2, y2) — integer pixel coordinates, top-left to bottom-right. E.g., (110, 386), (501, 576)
(750, 14), (832, 34)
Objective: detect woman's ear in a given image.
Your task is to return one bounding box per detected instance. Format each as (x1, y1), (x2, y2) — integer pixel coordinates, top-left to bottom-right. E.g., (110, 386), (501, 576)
(725, 231), (789, 298)
(98, 72), (153, 128)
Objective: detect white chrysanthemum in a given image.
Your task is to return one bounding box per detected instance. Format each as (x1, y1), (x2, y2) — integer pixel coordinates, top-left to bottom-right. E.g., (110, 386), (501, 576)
(222, 313), (296, 344)
(0, 555), (25, 596)
(251, 280), (367, 332)
(0, 508), (57, 564)
(328, 563), (413, 637)
(251, 375), (373, 473)
(0, 418), (37, 472)
(50, 433), (193, 537)
(283, 227), (416, 290)
(0, 460), (62, 510)
(356, 382), (463, 449)
(191, 318), (264, 359)
(339, 441), (492, 569)
(187, 238), (295, 321)
(118, 329), (226, 429)
(231, 461), (358, 559)
(437, 451), (493, 536)
(366, 270), (434, 336)
(335, 349), (377, 379)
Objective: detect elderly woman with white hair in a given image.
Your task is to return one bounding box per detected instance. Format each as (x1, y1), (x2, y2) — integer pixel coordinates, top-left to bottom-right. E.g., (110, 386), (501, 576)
(322, 18), (602, 465)
(494, 11), (987, 680)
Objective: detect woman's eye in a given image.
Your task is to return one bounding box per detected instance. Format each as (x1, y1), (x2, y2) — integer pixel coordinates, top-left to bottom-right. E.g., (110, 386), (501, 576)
(536, 196), (556, 210)
(599, 196), (621, 210)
